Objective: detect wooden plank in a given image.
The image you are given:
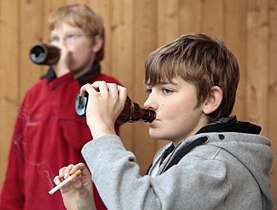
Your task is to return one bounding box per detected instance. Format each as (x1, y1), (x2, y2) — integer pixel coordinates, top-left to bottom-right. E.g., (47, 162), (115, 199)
(224, 0), (248, 120)
(201, 0), (224, 37)
(0, 0), (20, 188)
(179, 0), (202, 34)
(246, 0), (269, 131)
(19, 0), (45, 101)
(109, 0), (135, 90)
(66, 0), (89, 5)
(157, 0), (180, 45)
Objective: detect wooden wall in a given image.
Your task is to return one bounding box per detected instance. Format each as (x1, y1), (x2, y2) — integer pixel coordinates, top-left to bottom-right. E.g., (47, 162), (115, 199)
(0, 0), (276, 208)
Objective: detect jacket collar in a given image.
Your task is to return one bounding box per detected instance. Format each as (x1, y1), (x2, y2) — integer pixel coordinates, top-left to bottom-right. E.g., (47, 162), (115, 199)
(196, 116), (261, 135)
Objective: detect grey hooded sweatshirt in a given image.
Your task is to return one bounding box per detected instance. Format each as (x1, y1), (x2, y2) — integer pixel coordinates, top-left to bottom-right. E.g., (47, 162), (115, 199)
(82, 116), (273, 210)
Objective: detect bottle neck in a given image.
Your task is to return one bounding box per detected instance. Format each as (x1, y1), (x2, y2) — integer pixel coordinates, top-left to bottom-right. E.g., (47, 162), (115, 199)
(115, 97), (155, 125)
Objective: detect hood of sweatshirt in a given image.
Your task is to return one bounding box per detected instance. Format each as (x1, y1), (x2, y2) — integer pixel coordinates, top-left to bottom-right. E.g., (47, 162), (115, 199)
(195, 116), (273, 209)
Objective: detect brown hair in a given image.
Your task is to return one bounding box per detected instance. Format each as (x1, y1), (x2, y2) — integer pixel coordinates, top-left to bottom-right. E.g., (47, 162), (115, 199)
(144, 33), (240, 122)
(49, 4), (105, 61)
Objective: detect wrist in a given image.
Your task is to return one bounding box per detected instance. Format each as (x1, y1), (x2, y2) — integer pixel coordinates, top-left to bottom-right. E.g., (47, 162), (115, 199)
(88, 122), (116, 139)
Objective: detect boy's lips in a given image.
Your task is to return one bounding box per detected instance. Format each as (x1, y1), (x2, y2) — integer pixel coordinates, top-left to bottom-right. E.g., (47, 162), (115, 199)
(148, 118), (158, 126)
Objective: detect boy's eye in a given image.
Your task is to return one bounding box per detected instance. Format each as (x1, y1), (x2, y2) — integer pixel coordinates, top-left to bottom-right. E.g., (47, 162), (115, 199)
(50, 37), (59, 42)
(66, 34), (75, 39)
(145, 88), (152, 94)
(162, 88), (173, 94)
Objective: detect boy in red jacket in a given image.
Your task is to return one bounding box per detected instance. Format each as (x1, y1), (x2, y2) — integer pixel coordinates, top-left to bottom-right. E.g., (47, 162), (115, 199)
(0, 4), (121, 210)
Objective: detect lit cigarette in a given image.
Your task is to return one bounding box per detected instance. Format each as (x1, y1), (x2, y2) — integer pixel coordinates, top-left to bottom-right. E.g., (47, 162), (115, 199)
(48, 169), (81, 195)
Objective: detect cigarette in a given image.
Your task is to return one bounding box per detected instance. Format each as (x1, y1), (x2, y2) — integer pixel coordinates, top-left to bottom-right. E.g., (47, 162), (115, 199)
(48, 169), (81, 195)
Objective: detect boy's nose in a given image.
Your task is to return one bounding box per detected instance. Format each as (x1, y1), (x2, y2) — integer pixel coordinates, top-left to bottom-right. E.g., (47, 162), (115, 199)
(144, 94), (157, 110)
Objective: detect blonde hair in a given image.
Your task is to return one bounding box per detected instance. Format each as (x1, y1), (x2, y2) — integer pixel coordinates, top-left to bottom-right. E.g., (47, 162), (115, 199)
(49, 4), (105, 61)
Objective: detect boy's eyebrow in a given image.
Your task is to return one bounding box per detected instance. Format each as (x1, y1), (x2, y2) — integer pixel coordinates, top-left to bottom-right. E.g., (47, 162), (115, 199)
(147, 81), (178, 87)
(159, 79), (178, 85)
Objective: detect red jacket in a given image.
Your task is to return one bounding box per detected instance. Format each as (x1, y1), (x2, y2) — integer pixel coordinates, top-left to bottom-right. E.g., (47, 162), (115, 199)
(0, 67), (121, 210)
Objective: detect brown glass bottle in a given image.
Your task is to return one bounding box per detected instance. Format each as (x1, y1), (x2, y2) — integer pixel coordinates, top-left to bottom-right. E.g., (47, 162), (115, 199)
(75, 92), (156, 125)
(29, 43), (60, 65)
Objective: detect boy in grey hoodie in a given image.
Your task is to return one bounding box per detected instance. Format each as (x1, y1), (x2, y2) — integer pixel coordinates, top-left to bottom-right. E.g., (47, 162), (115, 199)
(53, 33), (273, 210)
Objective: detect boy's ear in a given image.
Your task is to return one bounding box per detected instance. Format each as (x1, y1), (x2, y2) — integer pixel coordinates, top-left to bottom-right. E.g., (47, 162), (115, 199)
(92, 35), (103, 53)
(202, 86), (223, 114)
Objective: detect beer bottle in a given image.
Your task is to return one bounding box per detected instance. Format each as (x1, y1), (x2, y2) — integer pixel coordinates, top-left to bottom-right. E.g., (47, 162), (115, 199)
(29, 43), (60, 65)
(75, 91), (155, 125)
